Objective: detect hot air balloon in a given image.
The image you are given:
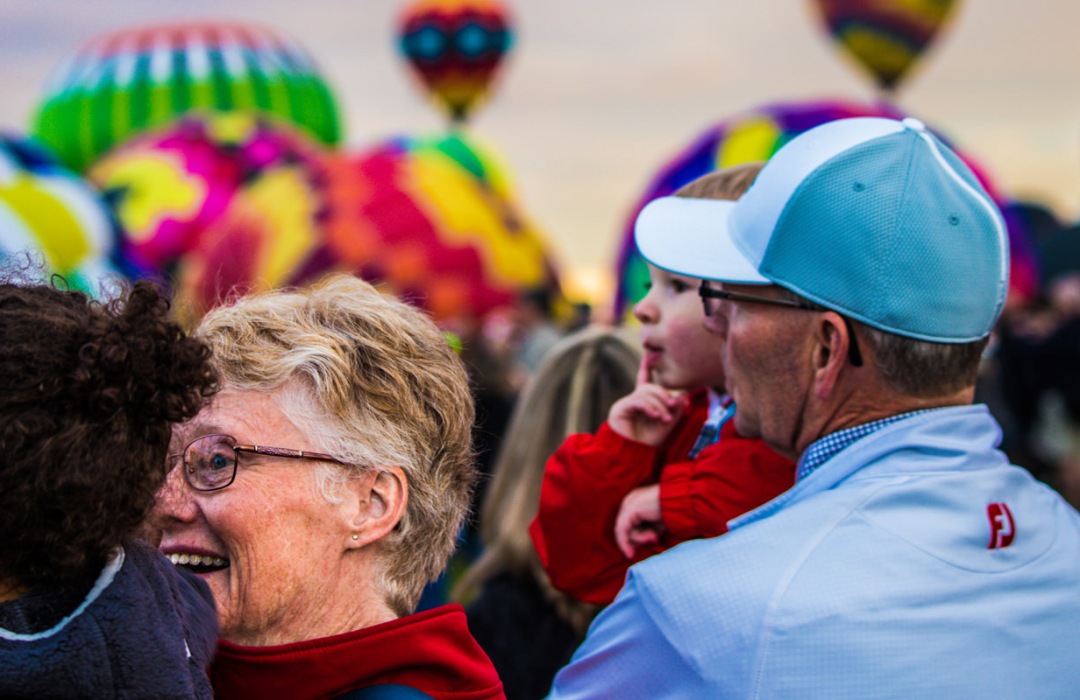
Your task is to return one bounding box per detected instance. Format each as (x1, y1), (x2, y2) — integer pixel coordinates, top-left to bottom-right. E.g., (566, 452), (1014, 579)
(398, 0), (514, 124)
(0, 134), (121, 295)
(88, 111), (330, 320)
(811, 0), (961, 94)
(32, 21), (341, 172)
(167, 135), (332, 325)
(316, 131), (561, 325)
(613, 98), (1038, 320)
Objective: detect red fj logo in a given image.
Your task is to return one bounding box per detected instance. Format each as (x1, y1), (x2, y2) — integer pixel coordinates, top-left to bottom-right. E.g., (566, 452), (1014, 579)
(987, 502), (1015, 550)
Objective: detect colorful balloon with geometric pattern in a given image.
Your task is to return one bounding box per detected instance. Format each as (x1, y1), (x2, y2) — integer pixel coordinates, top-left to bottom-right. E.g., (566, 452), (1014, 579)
(87, 111), (330, 315)
(32, 21), (341, 172)
(317, 131), (561, 324)
(811, 0), (961, 93)
(612, 98), (1038, 320)
(398, 0), (514, 124)
(165, 125), (332, 326)
(0, 133), (121, 296)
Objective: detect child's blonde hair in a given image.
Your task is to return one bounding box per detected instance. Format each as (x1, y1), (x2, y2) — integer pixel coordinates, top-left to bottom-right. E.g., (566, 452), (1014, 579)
(672, 161), (764, 200)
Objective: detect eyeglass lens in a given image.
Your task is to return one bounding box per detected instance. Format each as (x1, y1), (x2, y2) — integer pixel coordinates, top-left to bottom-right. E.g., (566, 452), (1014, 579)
(697, 283), (862, 366)
(185, 434), (239, 491)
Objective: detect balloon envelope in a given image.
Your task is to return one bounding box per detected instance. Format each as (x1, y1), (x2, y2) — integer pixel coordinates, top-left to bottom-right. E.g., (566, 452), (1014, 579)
(33, 21), (341, 172)
(0, 133), (121, 295)
(398, 0), (514, 123)
(613, 98), (1038, 319)
(95, 113), (559, 326)
(88, 111), (330, 321)
(319, 131), (561, 324)
(812, 0), (961, 92)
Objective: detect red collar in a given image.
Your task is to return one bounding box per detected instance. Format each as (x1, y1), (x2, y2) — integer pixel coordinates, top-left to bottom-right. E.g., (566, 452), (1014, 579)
(211, 604), (504, 700)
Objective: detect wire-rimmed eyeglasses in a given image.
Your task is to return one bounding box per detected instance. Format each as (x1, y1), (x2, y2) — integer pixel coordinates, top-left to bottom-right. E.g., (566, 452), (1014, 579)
(168, 434), (344, 492)
(699, 283), (863, 367)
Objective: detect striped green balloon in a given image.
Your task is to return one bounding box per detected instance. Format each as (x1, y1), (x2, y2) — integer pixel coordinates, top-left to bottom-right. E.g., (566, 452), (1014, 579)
(31, 22), (342, 172)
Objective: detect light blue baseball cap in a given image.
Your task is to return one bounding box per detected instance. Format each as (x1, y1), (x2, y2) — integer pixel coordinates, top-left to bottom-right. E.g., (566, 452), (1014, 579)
(635, 117), (1009, 342)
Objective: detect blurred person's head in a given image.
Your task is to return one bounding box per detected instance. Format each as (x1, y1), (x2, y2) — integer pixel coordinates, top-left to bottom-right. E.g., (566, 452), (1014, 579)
(515, 287), (554, 328)
(454, 325), (641, 634)
(1049, 272), (1080, 319)
(0, 278), (216, 594)
(632, 162), (763, 392)
(153, 274), (476, 645)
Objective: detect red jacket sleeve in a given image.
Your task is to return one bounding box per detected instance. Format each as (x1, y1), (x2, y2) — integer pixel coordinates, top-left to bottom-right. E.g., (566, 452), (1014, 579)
(529, 422), (662, 606)
(658, 420), (795, 540)
(529, 392), (712, 606)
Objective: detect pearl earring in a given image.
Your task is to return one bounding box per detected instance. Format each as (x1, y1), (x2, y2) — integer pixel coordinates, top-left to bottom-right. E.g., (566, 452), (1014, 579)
(351, 534), (359, 541)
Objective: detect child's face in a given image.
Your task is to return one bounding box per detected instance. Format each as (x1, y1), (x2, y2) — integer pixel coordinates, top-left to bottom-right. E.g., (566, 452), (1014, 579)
(632, 264), (726, 391)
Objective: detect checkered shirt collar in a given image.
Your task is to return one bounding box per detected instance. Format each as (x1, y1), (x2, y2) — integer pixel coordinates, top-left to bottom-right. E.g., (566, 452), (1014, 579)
(797, 409), (939, 481)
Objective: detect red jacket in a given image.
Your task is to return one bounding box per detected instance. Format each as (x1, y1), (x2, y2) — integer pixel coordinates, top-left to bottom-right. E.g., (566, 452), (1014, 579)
(529, 389), (794, 605)
(210, 604), (505, 700)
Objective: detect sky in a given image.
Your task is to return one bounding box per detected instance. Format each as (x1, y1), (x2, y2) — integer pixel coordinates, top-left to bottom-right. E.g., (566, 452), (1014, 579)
(1, 1), (1079, 305)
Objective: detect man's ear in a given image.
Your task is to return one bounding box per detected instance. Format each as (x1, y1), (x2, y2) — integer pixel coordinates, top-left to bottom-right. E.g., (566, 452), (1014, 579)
(810, 312), (854, 400)
(345, 466), (408, 549)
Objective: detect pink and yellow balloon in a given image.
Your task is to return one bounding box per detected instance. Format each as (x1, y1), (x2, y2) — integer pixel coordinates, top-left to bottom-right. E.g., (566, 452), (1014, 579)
(88, 112), (330, 322)
(95, 114), (561, 326)
(318, 132), (561, 325)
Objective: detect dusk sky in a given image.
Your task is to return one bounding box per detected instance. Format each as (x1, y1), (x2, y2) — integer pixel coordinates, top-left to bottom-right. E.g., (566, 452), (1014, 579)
(1, 1), (1078, 303)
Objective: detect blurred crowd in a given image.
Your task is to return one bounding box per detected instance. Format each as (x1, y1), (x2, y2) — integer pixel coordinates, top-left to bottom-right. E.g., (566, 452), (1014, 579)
(977, 202), (1080, 508)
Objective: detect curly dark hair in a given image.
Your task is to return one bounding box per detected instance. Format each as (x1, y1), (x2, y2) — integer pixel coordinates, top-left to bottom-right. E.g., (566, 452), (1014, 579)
(0, 279), (218, 587)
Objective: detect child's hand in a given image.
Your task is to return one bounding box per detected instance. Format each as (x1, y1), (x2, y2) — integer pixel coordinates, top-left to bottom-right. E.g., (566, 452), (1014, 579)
(614, 484), (665, 559)
(608, 355), (686, 446)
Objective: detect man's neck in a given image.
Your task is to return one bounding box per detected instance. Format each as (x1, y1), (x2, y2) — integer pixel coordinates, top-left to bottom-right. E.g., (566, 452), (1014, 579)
(795, 385), (976, 459)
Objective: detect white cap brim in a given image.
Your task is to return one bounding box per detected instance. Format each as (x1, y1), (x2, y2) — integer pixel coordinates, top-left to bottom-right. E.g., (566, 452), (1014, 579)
(634, 196), (769, 284)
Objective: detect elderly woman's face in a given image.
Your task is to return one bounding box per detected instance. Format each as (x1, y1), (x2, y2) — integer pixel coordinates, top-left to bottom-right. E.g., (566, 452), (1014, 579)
(154, 389), (363, 646)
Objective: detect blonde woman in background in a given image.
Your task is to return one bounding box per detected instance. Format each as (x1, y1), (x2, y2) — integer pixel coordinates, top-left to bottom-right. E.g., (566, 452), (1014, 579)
(453, 326), (641, 700)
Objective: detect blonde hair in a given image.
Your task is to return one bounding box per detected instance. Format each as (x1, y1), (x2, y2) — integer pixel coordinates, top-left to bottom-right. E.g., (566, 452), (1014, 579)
(673, 161), (764, 200)
(453, 325), (641, 635)
(195, 274), (475, 616)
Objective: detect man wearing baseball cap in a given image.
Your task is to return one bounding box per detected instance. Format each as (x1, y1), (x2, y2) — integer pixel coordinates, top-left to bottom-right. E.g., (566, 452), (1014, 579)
(547, 117), (1080, 698)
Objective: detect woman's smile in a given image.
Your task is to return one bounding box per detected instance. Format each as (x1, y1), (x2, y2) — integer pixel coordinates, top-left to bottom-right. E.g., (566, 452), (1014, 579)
(163, 550), (230, 575)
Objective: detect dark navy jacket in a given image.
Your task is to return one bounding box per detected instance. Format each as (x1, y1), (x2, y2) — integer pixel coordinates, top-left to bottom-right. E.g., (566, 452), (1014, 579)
(0, 540), (217, 699)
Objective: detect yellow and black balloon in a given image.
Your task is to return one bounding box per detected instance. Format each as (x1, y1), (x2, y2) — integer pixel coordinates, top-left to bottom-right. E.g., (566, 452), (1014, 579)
(811, 0), (961, 94)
